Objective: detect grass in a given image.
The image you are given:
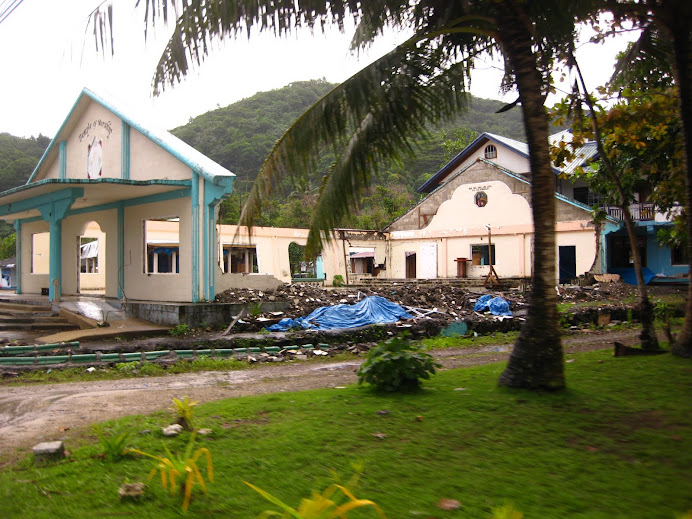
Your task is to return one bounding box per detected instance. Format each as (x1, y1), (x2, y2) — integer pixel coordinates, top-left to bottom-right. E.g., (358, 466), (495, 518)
(0, 350), (690, 518)
(421, 330), (520, 349)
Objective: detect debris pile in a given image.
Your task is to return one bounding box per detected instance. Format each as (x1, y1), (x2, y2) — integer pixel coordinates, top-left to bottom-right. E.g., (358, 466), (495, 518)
(215, 281), (686, 333)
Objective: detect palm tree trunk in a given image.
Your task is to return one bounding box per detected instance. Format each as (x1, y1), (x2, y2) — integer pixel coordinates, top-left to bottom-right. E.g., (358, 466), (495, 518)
(663, 1), (692, 357)
(496, 3), (565, 390)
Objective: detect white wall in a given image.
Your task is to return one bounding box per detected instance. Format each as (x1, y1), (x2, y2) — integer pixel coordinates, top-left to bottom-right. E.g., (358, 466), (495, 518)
(123, 199), (193, 302)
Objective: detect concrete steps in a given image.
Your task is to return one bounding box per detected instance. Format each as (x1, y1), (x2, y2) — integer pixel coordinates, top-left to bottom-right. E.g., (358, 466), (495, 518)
(0, 302), (80, 332)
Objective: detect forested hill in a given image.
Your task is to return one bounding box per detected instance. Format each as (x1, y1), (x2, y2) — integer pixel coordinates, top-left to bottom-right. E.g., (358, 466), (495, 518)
(0, 133), (49, 193)
(0, 133), (50, 239)
(170, 79), (527, 229)
(0, 80), (528, 233)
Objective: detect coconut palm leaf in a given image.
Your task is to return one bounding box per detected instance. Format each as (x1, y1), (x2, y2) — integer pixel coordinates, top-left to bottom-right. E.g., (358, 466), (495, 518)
(236, 32), (486, 255)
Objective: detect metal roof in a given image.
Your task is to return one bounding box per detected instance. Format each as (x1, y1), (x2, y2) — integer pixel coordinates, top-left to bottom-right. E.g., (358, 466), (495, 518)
(549, 130), (599, 176)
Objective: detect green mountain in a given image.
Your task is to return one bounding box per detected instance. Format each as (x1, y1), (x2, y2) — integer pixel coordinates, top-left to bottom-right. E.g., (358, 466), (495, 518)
(0, 133), (50, 240)
(0, 133), (49, 193)
(0, 80), (529, 235)
(170, 79), (528, 229)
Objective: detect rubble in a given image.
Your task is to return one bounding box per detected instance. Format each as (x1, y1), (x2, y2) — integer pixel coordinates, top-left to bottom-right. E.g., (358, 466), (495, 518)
(214, 281), (686, 334)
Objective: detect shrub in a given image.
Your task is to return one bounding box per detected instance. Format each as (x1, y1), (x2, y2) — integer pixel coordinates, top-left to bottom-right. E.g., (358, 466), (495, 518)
(128, 432), (213, 512)
(170, 396), (198, 430)
(249, 302), (263, 317)
(332, 275), (345, 287)
(169, 324), (191, 337)
(245, 464), (385, 518)
(93, 424), (130, 462)
(357, 334), (440, 392)
(116, 361), (140, 373)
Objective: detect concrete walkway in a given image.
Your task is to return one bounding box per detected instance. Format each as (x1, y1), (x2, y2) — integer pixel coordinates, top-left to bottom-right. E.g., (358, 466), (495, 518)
(0, 292), (169, 343)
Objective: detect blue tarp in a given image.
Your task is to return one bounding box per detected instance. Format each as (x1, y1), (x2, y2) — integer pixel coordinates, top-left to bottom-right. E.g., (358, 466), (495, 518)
(266, 295), (413, 331)
(608, 267), (655, 286)
(473, 295), (513, 317)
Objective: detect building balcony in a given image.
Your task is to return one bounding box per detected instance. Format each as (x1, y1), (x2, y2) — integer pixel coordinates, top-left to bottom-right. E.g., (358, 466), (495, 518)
(602, 203), (677, 223)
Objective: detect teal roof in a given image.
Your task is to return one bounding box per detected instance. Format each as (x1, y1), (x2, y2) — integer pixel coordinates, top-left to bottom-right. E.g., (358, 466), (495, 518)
(27, 88), (235, 185)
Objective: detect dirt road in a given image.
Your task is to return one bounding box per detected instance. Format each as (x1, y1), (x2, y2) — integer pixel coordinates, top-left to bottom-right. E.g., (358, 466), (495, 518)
(0, 329), (644, 455)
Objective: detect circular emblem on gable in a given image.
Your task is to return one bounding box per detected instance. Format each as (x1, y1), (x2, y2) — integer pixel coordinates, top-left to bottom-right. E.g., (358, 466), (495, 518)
(475, 191), (488, 207)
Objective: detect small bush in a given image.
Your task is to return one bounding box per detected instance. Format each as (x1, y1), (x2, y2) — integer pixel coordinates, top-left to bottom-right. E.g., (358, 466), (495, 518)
(357, 334), (440, 392)
(169, 324), (191, 337)
(93, 425), (130, 462)
(170, 396), (198, 430)
(127, 432), (213, 512)
(116, 361), (140, 373)
(249, 302), (263, 317)
(332, 275), (345, 287)
(246, 463), (385, 518)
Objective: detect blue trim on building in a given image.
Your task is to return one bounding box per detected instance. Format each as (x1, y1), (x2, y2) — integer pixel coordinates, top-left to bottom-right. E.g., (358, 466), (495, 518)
(117, 205), (125, 299)
(191, 172), (200, 303)
(202, 177), (234, 300)
(67, 188), (191, 217)
(0, 187), (85, 219)
(386, 158), (617, 231)
(36, 193), (81, 302)
(601, 220), (689, 282)
(58, 141), (67, 180)
(13, 220), (21, 294)
(27, 93), (86, 183)
(121, 121), (131, 180)
(0, 177), (189, 201)
(26, 89), (235, 186)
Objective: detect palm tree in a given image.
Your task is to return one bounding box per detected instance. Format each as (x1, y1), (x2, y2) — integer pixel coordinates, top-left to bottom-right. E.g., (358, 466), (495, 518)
(97, 0), (598, 388)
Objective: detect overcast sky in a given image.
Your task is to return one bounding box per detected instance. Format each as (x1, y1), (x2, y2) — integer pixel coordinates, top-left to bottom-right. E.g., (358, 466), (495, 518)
(0, 1), (638, 139)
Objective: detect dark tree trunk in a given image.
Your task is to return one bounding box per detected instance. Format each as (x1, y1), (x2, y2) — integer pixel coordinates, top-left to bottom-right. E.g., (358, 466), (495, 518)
(496, 4), (565, 390)
(620, 205), (660, 350)
(661, 0), (692, 357)
(572, 58), (659, 351)
(587, 218), (603, 275)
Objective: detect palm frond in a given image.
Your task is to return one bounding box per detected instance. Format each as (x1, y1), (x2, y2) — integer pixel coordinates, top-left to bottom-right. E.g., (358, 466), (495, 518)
(609, 24), (674, 90)
(237, 36), (475, 256)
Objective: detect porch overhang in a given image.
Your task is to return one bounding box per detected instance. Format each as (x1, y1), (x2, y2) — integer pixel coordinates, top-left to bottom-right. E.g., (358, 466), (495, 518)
(0, 178), (191, 222)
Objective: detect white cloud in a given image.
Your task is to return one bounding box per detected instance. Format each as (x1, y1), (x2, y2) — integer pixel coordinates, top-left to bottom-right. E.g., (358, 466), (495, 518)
(0, 2), (638, 138)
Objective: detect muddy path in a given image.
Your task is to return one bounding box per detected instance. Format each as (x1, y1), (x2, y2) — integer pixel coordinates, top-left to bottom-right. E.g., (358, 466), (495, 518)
(0, 329), (645, 456)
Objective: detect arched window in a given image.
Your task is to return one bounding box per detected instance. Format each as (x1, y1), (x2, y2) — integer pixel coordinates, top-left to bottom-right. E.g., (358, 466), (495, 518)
(484, 144), (497, 159)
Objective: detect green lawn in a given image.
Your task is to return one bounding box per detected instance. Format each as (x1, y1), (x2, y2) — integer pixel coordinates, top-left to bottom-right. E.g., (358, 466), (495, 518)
(1, 350), (690, 518)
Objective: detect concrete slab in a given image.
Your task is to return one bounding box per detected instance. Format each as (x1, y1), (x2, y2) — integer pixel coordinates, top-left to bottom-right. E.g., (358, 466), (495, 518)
(33, 441), (65, 465)
(37, 318), (170, 344)
(1, 293), (171, 342)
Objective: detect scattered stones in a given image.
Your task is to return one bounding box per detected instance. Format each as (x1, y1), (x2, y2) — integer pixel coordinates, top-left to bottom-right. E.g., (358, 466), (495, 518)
(119, 482), (146, 501)
(33, 441), (65, 466)
(198, 428), (213, 436)
(162, 424), (184, 437)
(437, 498), (461, 511)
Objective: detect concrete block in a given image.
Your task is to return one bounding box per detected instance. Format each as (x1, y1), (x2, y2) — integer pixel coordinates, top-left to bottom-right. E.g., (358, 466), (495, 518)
(33, 441), (65, 465)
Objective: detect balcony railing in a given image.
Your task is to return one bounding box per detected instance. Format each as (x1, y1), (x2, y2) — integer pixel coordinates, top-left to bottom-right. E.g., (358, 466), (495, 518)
(603, 203), (656, 221)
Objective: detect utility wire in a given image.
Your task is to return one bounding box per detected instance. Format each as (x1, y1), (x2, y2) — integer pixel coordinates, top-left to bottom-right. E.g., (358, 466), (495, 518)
(0, 0), (24, 26)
